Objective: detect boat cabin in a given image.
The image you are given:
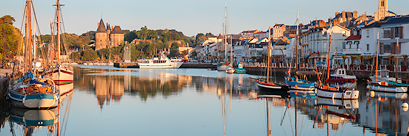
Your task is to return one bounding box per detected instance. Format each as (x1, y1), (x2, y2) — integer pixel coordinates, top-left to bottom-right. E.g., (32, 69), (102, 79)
(334, 68), (347, 76)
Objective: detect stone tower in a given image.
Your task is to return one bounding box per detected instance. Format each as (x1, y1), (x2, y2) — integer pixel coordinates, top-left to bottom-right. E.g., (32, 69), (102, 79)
(95, 19), (108, 51)
(110, 26), (124, 48)
(374, 0), (396, 21)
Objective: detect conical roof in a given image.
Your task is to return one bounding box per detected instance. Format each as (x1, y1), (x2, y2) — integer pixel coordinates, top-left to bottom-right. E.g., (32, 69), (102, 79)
(111, 26), (123, 34)
(97, 19), (106, 33)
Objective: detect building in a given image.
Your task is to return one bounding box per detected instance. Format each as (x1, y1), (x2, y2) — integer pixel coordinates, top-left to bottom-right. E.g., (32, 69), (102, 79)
(272, 24), (286, 40)
(374, 0), (397, 21)
(95, 18), (124, 51)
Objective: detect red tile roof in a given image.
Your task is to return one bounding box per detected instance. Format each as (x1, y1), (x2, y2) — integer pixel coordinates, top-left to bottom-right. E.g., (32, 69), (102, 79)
(345, 35), (361, 40)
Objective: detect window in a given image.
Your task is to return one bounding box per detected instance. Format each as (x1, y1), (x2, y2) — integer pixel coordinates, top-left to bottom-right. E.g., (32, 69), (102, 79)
(394, 27), (401, 38)
(381, 0), (384, 7)
(384, 29), (391, 38)
(357, 43), (359, 49)
(342, 42), (346, 49)
(366, 30), (369, 38)
(349, 43), (351, 49)
(367, 44), (370, 51)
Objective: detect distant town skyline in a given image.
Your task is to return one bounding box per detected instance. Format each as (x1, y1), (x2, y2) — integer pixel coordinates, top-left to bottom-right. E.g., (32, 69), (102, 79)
(1, 0), (409, 37)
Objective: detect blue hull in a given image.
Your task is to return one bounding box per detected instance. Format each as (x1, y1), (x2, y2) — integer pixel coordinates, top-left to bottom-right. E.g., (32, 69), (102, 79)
(285, 76), (315, 91)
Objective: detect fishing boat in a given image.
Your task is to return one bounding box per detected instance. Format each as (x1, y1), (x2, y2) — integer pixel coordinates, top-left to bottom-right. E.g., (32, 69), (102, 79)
(284, 8), (316, 91)
(315, 24), (359, 100)
(42, 0), (73, 96)
(8, 0), (59, 109)
(138, 53), (183, 69)
(366, 34), (409, 93)
(256, 26), (290, 92)
(235, 62), (246, 74)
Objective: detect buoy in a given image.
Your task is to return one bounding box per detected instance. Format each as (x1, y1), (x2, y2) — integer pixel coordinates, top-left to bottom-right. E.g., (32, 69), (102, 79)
(370, 91), (375, 97)
(402, 103), (408, 112)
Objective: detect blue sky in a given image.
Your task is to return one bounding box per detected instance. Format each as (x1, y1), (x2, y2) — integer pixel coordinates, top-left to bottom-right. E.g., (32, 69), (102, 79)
(1, 0), (409, 36)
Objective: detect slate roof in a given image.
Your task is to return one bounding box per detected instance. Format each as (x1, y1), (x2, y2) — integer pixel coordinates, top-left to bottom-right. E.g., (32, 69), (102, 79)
(382, 16), (409, 25)
(97, 19), (106, 33)
(111, 26), (123, 34)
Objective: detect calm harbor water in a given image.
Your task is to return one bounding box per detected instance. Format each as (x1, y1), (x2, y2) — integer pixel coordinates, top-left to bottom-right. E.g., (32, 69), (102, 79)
(1, 66), (408, 136)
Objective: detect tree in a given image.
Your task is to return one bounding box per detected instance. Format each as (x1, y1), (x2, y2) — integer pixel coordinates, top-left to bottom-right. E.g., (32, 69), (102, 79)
(350, 55), (357, 65)
(191, 50), (197, 57)
(169, 42), (179, 57)
(0, 20), (21, 57)
(0, 15), (15, 25)
(205, 32), (214, 37)
(124, 30), (137, 43)
(195, 33), (206, 46)
(388, 54), (394, 65)
(81, 49), (98, 61)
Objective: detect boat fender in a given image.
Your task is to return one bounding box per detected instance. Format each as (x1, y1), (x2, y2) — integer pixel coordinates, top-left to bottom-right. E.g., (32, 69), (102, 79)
(23, 94), (27, 104)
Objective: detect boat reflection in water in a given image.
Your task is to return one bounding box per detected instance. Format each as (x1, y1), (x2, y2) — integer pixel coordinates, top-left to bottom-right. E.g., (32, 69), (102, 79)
(360, 91), (409, 136)
(1, 91), (73, 136)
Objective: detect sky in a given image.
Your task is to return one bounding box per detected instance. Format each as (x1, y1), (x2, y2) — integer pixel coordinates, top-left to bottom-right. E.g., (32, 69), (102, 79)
(1, 0), (409, 37)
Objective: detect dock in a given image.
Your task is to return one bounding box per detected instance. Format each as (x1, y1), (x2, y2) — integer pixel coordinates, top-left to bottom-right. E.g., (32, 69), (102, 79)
(114, 62), (216, 69)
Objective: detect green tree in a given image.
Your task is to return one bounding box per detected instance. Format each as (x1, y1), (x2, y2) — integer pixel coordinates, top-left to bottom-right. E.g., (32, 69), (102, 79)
(205, 32), (214, 37)
(81, 49), (98, 61)
(124, 30), (137, 43)
(195, 33), (206, 46)
(0, 15), (15, 25)
(169, 42), (179, 57)
(0, 20), (21, 57)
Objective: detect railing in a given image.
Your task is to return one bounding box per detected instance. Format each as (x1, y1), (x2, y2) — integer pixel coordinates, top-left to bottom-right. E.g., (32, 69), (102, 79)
(342, 48), (361, 52)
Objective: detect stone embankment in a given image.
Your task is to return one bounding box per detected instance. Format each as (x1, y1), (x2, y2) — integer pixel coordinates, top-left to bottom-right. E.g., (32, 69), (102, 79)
(0, 69), (11, 108)
(114, 62), (216, 69)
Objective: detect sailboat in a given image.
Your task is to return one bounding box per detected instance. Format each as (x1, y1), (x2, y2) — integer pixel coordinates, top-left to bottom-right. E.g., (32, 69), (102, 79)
(367, 34), (409, 92)
(256, 26), (290, 91)
(285, 8), (316, 91)
(43, 0), (74, 97)
(8, 0), (59, 109)
(217, 4), (234, 72)
(315, 24), (359, 100)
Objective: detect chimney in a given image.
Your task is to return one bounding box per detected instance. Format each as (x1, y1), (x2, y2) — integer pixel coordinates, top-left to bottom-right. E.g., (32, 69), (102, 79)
(335, 12), (340, 17)
(112, 26), (114, 30)
(353, 11), (358, 19)
(98, 23), (100, 27)
(342, 11), (346, 22)
(364, 20), (367, 26)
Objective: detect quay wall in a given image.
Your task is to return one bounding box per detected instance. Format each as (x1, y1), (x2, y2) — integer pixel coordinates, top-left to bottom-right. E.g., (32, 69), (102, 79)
(244, 66), (409, 80)
(114, 62), (216, 69)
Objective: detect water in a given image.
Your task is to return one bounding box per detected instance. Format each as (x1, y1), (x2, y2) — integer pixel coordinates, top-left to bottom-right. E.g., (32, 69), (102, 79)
(1, 66), (408, 136)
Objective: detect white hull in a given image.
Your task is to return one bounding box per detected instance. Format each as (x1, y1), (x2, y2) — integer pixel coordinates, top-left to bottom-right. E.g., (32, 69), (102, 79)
(317, 97), (359, 109)
(139, 62), (183, 69)
(217, 64), (232, 71)
(316, 88), (359, 100)
(44, 67), (73, 96)
(9, 93), (59, 109)
(366, 84), (407, 93)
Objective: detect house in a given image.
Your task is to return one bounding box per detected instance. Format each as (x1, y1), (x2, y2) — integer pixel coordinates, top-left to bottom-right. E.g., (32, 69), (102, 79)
(379, 16), (409, 65)
(272, 24), (286, 40)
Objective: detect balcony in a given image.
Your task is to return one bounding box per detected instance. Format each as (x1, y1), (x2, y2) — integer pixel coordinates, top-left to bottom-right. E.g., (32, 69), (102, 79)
(342, 48), (362, 55)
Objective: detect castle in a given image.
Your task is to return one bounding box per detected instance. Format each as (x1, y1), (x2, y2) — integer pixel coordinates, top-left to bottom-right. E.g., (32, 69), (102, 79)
(95, 18), (124, 51)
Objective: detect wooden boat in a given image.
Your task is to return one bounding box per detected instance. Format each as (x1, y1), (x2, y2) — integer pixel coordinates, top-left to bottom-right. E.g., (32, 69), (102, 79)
(42, 0), (73, 96)
(284, 9), (316, 92)
(226, 67), (235, 74)
(8, 72), (59, 109)
(366, 34), (408, 93)
(285, 76), (315, 91)
(315, 24), (359, 100)
(8, 0), (59, 109)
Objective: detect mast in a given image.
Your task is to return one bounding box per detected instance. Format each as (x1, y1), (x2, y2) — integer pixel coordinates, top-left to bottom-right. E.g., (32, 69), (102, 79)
(224, 3), (227, 63)
(375, 33), (379, 81)
(267, 26), (271, 83)
(50, 20), (54, 66)
(295, 7), (299, 70)
(230, 35), (233, 67)
(396, 39), (399, 77)
(266, 98), (271, 136)
(56, 0), (61, 62)
(326, 24), (333, 84)
(28, 0), (33, 72)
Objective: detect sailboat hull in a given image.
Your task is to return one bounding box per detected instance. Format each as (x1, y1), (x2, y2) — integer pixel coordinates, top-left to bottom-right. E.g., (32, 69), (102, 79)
(285, 78), (315, 91)
(44, 67), (74, 96)
(366, 84), (407, 93)
(316, 87), (359, 100)
(8, 92), (59, 109)
(217, 64), (232, 71)
(9, 108), (58, 126)
(256, 80), (290, 91)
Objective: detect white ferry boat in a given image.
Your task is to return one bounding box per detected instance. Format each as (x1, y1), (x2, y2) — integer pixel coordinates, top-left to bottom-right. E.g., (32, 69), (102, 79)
(138, 54), (183, 69)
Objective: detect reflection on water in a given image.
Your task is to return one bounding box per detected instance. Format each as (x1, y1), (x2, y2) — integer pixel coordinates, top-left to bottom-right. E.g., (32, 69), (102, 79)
(2, 66), (409, 136)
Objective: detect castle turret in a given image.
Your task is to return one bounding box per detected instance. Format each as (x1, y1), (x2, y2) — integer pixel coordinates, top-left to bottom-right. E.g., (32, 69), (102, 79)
(95, 19), (108, 51)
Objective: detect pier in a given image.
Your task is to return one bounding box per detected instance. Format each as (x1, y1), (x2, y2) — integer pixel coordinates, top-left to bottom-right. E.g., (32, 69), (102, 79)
(114, 62), (217, 69)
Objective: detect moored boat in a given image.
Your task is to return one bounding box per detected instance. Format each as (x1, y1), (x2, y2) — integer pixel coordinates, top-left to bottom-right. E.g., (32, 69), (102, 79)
(138, 53), (183, 69)
(235, 62), (246, 74)
(285, 76), (315, 91)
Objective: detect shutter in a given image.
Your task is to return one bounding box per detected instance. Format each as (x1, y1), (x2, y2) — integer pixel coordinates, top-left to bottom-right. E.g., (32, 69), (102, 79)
(391, 43), (396, 54)
(391, 28), (395, 39)
(400, 26), (403, 39)
(380, 43), (384, 54)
